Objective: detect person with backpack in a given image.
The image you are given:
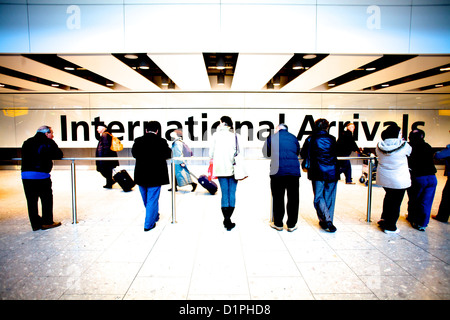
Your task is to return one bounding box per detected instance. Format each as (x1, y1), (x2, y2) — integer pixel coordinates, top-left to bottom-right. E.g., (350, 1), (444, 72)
(169, 130), (197, 192)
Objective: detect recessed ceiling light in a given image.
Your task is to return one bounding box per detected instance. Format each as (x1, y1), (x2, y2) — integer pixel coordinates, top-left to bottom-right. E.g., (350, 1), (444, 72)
(124, 54), (138, 59)
(328, 83), (335, 87)
(303, 54), (316, 59)
(381, 84), (389, 87)
(440, 67), (450, 71)
(435, 84), (444, 87)
(64, 66), (75, 71)
(51, 84), (59, 87)
(366, 67), (376, 71)
(0, 84), (4, 87)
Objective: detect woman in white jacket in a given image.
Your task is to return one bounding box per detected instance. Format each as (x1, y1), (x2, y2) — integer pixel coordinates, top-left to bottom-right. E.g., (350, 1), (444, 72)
(376, 124), (412, 233)
(209, 116), (242, 231)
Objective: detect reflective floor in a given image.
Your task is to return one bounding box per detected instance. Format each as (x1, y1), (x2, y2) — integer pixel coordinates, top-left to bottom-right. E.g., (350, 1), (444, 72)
(0, 161), (449, 300)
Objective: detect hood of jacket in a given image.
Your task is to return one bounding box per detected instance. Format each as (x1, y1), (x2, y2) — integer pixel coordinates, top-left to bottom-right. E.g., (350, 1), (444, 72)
(377, 138), (406, 155)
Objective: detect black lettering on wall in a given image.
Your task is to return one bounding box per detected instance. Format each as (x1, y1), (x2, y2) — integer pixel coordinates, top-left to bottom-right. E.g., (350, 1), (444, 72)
(71, 121), (89, 141)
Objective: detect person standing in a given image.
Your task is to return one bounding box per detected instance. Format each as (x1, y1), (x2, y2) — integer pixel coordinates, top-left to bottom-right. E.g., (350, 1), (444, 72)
(407, 129), (437, 231)
(300, 119), (339, 232)
(376, 124), (412, 234)
(336, 122), (361, 184)
(95, 125), (119, 189)
(170, 130), (197, 192)
(263, 124), (301, 232)
(21, 125), (63, 231)
(132, 121), (172, 231)
(433, 142), (450, 223)
(209, 116), (242, 231)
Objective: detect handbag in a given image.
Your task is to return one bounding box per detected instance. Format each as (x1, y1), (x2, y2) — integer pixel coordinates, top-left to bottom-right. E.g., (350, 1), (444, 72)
(107, 132), (123, 152)
(233, 134), (248, 181)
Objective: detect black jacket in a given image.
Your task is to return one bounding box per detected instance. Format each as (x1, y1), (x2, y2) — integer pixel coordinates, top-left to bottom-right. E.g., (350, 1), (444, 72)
(408, 140), (437, 178)
(21, 132), (63, 173)
(262, 129), (300, 177)
(132, 132), (172, 187)
(301, 130), (339, 182)
(336, 129), (359, 157)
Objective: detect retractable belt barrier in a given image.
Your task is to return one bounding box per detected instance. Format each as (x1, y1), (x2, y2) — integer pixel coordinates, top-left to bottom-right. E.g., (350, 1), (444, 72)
(11, 156), (376, 225)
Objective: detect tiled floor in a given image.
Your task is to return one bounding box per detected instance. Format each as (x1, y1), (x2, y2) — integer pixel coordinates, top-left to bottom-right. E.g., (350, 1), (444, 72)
(0, 161), (449, 300)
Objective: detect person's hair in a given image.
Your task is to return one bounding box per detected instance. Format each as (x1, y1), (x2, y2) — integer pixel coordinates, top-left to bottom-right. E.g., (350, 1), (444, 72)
(37, 125), (51, 134)
(314, 118), (329, 131)
(146, 121), (160, 133)
(220, 116), (233, 129)
(409, 129), (425, 143)
(277, 123), (288, 130)
(381, 123), (400, 140)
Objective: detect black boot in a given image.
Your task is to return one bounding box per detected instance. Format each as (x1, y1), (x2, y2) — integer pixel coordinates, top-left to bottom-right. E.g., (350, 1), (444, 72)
(223, 207), (236, 231)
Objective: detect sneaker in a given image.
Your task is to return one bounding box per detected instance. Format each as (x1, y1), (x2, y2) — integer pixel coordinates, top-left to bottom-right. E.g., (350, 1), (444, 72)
(270, 223), (283, 231)
(383, 228), (399, 234)
(287, 225), (298, 232)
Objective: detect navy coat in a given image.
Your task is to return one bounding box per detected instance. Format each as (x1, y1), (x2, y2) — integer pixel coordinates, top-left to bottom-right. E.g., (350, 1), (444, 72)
(263, 129), (300, 177)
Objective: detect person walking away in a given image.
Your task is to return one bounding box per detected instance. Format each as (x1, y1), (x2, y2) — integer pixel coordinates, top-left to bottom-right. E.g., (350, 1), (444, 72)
(170, 130), (197, 192)
(376, 124), (411, 234)
(300, 118), (339, 232)
(263, 124), (301, 232)
(336, 122), (362, 184)
(407, 129), (437, 231)
(95, 125), (119, 189)
(21, 125), (63, 231)
(209, 116), (242, 231)
(433, 142), (450, 223)
(132, 121), (172, 231)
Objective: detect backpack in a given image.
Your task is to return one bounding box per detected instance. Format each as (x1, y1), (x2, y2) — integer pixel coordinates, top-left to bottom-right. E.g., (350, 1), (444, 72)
(181, 141), (193, 157)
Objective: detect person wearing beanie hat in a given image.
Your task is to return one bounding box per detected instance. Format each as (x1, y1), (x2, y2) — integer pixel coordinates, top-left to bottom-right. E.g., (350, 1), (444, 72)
(376, 123), (412, 233)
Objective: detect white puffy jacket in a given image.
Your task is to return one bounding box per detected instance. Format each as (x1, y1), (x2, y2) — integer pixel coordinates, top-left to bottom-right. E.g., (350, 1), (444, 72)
(209, 126), (243, 177)
(376, 138), (412, 189)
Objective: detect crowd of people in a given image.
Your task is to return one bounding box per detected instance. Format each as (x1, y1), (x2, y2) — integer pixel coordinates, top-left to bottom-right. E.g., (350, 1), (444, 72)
(20, 118), (449, 234)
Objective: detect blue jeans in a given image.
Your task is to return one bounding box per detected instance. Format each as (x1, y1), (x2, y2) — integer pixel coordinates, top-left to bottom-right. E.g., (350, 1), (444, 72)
(218, 177), (238, 208)
(311, 180), (337, 222)
(407, 175), (437, 228)
(139, 185), (161, 229)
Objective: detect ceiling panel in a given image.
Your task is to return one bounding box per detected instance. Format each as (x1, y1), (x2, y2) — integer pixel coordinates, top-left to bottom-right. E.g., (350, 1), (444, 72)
(232, 54), (294, 91)
(282, 54), (382, 91)
(0, 55), (112, 91)
(0, 73), (63, 92)
(148, 53), (210, 91)
(330, 55), (450, 92)
(378, 72), (450, 92)
(58, 54), (160, 91)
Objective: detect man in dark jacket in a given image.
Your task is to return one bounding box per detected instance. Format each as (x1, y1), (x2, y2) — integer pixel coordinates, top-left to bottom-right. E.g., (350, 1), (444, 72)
(300, 118), (339, 232)
(263, 124), (301, 232)
(132, 121), (172, 231)
(336, 122), (361, 184)
(433, 141), (450, 223)
(96, 125), (119, 188)
(21, 125), (63, 231)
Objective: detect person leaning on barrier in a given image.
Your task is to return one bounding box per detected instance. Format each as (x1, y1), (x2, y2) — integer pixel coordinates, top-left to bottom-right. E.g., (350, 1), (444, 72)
(132, 121), (172, 231)
(169, 130), (197, 192)
(95, 125), (119, 189)
(300, 118), (339, 233)
(376, 123), (412, 234)
(406, 129), (437, 231)
(21, 125), (63, 231)
(262, 124), (301, 232)
(336, 122), (362, 184)
(433, 141), (450, 223)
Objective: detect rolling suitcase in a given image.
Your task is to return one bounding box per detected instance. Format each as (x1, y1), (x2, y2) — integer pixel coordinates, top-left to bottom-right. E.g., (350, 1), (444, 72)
(189, 171), (217, 195)
(113, 169), (135, 192)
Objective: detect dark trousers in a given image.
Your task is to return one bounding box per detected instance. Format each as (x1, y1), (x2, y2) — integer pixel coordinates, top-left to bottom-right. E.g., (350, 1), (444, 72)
(338, 160), (352, 183)
(436, 177), (449, 222)
(311, 180), (337, 223)
(99, 168), (115, 186)
(22, 178), (54, 230)
(381, 187), (406, 231)
(270, 176), (299, 228)
(407, 175), (437, 227)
